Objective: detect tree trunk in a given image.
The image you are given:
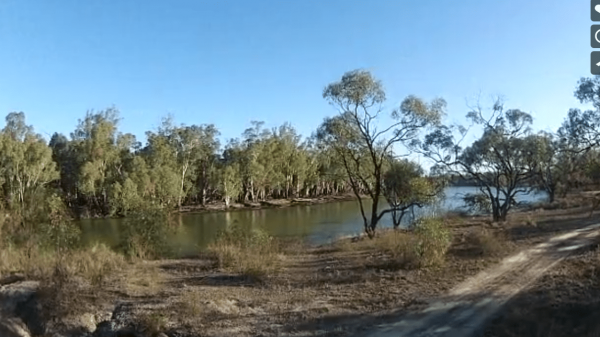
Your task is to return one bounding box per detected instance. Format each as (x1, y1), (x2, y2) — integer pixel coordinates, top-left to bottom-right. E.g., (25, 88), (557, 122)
(179, 165), (188, 208)
(548, 187), (555, 203)
(366, 198), (379, 238)
(249, 180), (255, 201)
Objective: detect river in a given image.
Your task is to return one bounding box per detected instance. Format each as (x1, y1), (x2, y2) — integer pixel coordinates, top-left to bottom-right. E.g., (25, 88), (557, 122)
(79, 186), (548, 256)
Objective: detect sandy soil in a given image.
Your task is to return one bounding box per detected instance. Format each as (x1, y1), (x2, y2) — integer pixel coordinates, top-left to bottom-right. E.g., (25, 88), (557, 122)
(483, 236), (600, 336)
(356, 223), (600, 337)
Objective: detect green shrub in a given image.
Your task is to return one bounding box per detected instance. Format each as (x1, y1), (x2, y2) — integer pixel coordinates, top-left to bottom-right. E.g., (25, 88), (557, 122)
(414, 217), (452, 267)
(39, 194), (81, 252)
(119, 206), (174, 259)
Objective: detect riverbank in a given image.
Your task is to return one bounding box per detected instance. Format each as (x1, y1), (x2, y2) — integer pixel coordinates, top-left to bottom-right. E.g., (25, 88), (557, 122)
(178, 193), (361, 214)
(1, 195), (598, 337)
(75, 193), (363, 219)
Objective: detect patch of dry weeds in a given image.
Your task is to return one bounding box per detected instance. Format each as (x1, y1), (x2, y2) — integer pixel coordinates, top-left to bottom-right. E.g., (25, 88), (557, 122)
(207, 226), (283, 281)
(467, 228), (514, 258)
(123, 261), (165, 297)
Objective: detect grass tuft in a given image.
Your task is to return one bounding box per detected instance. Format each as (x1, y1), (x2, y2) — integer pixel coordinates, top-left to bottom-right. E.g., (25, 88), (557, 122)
(467, 228), (513, 257)
(207, 225), (282, 280)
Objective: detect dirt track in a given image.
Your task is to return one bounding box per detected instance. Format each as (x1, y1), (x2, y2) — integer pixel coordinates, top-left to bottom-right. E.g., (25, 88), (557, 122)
(359, 223), (600, 337)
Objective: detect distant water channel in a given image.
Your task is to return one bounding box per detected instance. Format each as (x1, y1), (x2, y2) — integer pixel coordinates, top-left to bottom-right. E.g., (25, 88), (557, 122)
(79, 186), (547, 256)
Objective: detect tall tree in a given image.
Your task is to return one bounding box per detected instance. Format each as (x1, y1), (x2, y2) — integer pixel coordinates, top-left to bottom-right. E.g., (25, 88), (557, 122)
(318, 70), (445, 236)
(419, 99), (538, 222)
(0, 112), (59, 209)
(70, 108), (124, 214)
(530, 131), (561, 203)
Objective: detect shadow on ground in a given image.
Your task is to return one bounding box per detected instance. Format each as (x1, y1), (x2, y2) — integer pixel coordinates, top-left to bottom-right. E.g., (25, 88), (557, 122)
(274, 233), (600, 337)
(508, 208), (600, 242)
(482, 244), (600, 337)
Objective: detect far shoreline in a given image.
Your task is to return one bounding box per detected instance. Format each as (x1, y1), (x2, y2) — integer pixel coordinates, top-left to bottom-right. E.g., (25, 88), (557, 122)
(176, 193), (364, 215)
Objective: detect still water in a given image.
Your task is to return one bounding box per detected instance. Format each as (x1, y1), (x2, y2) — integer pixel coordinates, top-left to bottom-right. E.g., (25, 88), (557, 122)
(79, 187), (547, 256)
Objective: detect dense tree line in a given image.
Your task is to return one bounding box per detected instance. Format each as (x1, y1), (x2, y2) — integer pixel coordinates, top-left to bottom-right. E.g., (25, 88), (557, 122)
(0, 108), (364, 218)
(3, 70), (600, 236)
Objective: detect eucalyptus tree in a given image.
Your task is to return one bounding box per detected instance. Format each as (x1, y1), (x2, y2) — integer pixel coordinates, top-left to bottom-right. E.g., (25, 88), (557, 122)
(142, 121), (181, 208)
(239, 121), (273, 201)
(296, 138), (321, 197)
(419, 99), (538, 222)
(271, 123), (301, 198)
(318, 69), (445, 236)
(70, 108), (124, 214)
(0, 112), (59, 210)
(550, 76), (600, 193)
(530, 131), (561, 203)
(49, 133), (79, 204)
(312, 140), (348, 196)
(170, 125), (208, 207)
(382, 159), (441, 228)
(217, 146), (242, 207)
(189, 124), (220, 205)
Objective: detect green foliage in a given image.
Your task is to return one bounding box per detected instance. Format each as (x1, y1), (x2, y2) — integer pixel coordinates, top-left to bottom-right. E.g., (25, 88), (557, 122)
(110, 178), (142, 216)
(420, 99), (538, 222)
(219, 162), (242, 206)
(213, 224), (274, 251)
(463, 193), (492, 214)
(413, 217), (452, 267)
(0, 113), (59, 209)
(4, 105), (423, 219)
(319, 69), (445, 236)
(39, 194), (81, 252)
(383, 159), (443, 227)
(119, 207), (174, 259)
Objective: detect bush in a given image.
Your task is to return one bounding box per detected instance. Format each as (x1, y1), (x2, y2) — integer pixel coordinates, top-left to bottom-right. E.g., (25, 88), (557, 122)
(414, 217), (452, 267)
(0, 243), (55, 278)
(207, 225), (280, 279)
(39, 194), (81, 252)
(119, 206), (174, 259)
(350, 218), (451, 270)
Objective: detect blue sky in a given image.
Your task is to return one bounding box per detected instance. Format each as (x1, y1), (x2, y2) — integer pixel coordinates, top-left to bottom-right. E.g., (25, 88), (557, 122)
(0, 0), (592, 152)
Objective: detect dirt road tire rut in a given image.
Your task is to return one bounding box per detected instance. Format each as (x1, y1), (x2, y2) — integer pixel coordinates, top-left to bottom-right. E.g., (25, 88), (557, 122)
(360, 223), (600, 337)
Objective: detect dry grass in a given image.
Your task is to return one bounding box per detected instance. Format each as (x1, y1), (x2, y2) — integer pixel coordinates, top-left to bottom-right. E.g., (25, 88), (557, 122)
(136, 311), (169, 337)
(524, 214), (538, 227)
(0, 243), (125, 286)
(368, 230), (422, 270)
(0, 243), (56, 279)
(207, 226), (283, 280)
(466, 228), (513, 257)
(178, 289), (204, 318)
(123, 261), (165, 297)
(335, 218), (452, 270)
